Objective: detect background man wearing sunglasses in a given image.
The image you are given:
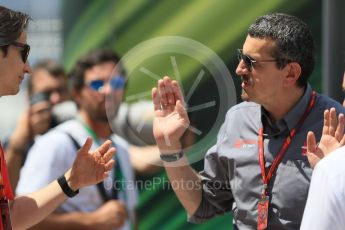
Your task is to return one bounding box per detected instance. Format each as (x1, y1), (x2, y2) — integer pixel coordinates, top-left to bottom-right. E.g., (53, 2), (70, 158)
(0, 5), (115, 230)
(5, 59), (71, 191)
(17, 49), (137, 230)
(151, 13), (345, 229)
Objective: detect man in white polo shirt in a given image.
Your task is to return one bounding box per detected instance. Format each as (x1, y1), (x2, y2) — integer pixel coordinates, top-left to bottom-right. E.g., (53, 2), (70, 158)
(17, 49), (137, 230)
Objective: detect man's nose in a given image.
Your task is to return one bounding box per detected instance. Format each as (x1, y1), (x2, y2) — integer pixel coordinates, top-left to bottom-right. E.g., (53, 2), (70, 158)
(24, 62), (31, 74)
(235, 60), (249, 77)
(50, 92), (62, 105)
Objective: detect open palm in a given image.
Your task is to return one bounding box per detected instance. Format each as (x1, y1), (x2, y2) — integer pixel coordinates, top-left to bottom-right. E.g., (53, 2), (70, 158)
(152, 77), (190, 153)
(70, 138), (115, 189)
(307, 108), (345, 168)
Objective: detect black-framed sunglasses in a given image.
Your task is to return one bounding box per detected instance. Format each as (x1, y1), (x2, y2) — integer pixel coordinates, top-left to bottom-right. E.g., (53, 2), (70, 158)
(237, 49), (276, 71)
(11, 41), (30, 63)
(0, 42), (30, 63)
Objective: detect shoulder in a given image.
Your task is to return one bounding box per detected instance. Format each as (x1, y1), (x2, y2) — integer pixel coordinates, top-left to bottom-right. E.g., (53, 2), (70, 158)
(223, 101), (260, 124)
(29, 120), (83, 156)
(221, 101), (260, 130)
(315, 93), (345, 113)
(227, 101), (260, 114)
(54, 119), (83, 133)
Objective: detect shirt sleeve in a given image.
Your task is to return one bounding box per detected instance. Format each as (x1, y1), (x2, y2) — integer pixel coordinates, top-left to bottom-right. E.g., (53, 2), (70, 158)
(188, 111), (234, 223)
(16, 131), (75, 195)
(300, 161), (345, 230)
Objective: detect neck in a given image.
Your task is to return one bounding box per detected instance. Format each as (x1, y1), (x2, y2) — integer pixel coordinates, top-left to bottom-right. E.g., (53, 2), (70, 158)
(263, 86), (306, 122)
(79, 111), (112, 140)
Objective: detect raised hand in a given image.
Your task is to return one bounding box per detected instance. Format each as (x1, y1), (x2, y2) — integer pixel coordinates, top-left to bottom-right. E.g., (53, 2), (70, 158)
(152, 76), (190, 153)
(8, 101), (52, 154)
(307, 108), (345, 168)
(66, 138), (115, 190)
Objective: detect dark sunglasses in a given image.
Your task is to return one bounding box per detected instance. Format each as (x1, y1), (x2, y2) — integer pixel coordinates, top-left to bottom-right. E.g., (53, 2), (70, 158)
(11, 41), (30, 63)
(237, 49), (276, 71)
(87, 77), (126, 92)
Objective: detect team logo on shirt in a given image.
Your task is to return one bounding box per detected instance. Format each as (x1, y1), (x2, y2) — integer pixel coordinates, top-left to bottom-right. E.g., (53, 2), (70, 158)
(234, 139), (256, 148)
(301, 141), (308, 156)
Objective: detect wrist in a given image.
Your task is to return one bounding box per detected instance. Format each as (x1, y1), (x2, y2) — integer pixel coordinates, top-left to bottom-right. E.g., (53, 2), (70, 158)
(65, 170), (79, 191)
(157, 142), (182, 155)
(60, 170), (79, 196)
(160, 151), (184, 162)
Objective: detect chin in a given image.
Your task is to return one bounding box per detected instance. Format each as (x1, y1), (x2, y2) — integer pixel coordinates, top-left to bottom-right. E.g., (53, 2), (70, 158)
(8, 87), (20, 96)
(241, 90), (250, 102)
(98, 113), (110, 122)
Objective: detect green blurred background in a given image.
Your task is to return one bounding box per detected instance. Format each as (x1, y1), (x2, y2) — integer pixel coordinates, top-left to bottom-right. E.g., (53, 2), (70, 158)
(62, 0), (322, 229)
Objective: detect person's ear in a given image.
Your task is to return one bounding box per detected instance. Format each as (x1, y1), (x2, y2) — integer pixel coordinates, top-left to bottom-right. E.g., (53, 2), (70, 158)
(283, 62), (301, 87)
(71, 89), (82, 106)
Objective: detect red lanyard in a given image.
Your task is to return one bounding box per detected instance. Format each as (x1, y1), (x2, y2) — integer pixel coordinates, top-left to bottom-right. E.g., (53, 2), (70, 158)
(258, 90), (316, 197)
(0, 143), (13, 201)
(0, 143), (13, 230)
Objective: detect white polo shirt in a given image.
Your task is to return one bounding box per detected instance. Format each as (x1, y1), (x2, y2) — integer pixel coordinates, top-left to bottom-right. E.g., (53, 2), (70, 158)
(17, 119), (137, 230)
(301, 146), (345, 230)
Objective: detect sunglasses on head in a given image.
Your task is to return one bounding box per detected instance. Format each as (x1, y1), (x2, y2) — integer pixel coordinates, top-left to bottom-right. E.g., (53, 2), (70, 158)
(237, 49), (276, 71)
(87, 76), (126, 92)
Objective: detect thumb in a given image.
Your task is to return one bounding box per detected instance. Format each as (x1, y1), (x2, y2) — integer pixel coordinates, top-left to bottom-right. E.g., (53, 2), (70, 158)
(78, 137), (93, 156)
(306, 152), (320, 169)
(307, 131), (317, 154)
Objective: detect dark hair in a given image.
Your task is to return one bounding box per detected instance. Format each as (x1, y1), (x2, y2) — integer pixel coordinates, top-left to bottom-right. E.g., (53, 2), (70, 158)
(69, 48), (123, 92)
(28, 59), (66, 95)
(0, 5), (31, 56)
(248, 13), (315, 87)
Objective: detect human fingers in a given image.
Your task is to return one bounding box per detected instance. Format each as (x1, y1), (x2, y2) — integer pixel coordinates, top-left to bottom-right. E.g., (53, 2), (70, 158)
(113, 202), (128, 227)
(306, 131), (317, 155)
(104, 159), (115, 172)
(335, 113), (345, 142)
(163, 76), (176, 106)
(322, 109), (330, 135)
(172, 80), (185, 105)
(329, 108), (337, 136)
(152, 87), (161, 111)
(96, 140), (112, 156)
(176, 100), (188, 118)
(102, 147), (115, 163)
(339, 134), (345, 146)
(78, 137), (93, 156)
(114, 201), (128, 220)
(158, 79), (168, 108)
